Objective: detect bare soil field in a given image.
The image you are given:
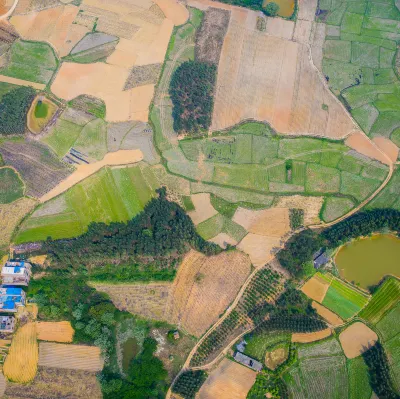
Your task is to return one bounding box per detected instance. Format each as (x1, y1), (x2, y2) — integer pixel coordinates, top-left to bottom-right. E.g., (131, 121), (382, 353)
(276, 195), (323, 225)
(165, 249), (251, 337)
(0, 198), (36, 248)
(237, 233), (281, 267)
(92, 282), (172, 320)
(345, 132), (391, 165)
(195, 7), (230, 65)
(233, 207), (290, 237)
(265, 346), (288, 370)
(202, 4), (360, 140)
(38, 342), (104, 372)
(40, 149), (143, 202)
(339, 322), (378, 359)
(292, 328), (332, 343)
(188, 193), (218, 225)
(10, 5), (89, 57)
(3, 322), (38, 383)
(51, 62), (154, 122)
(210, 232), (238, 248)
(301, 274), (330, 303)
(4, 367), (102, 399)
(36, 321), (74, 343)
(0, 74), (45, 89)
(197, 358), (257, 399)
(312, 302), (343, 326)
(373, 137), (399, 164)
(153, 0), (188, 25)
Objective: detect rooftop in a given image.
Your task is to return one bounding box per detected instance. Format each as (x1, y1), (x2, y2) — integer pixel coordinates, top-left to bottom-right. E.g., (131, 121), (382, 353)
(233, 352), (263, 372)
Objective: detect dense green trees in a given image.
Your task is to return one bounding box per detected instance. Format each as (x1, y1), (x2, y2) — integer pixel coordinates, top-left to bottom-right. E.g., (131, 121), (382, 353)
(264, 2), (279, 16)
(172, 370), (207, 399)
(169, 61), (216, 134)
(45, 188), (221, 271)
(0, 86), (35, 135)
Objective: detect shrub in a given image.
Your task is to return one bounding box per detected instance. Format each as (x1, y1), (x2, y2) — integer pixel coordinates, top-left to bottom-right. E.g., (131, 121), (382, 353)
(264, 2), (279, 16)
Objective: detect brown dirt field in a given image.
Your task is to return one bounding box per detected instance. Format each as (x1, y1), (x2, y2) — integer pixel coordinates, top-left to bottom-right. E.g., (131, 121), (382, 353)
(0, 198), (37, 249)
(292, 328), (332, 343)
(29, 255), (47, 266)
(27, 97), (58, 135)
(0, 74), (45, 90)
(51, 62), (155, 122)
(233, 207), (290, 237)
(40, 149), (143, 202)
(197, 358), (257, 399)
(312, 301), (343, 326)
(237, 233), (281, 267)
(265, 346), (288, 370)
(297, 0), (318, 21)
(293, 19), (312, 44)
(276, 195), (323, 225)
(209, 6), (359, 139)
(91, 282), (172, 320)
(188, 193), (218, 225)
(165, 249), (252, 337)
(209, 232), (238, 248)
(4, 367), (102, 399)
(10, 5), (89, 57)
(36, 321), (74, 343)
(153, 0), (188, 25)
(3, 322), (38, 383)
(345, 132), (390, 165)
(339, 322), (378, 359)
(38, 342), (104, 372)
(373, 137), (399, 163)
(301, 274), (330, 303)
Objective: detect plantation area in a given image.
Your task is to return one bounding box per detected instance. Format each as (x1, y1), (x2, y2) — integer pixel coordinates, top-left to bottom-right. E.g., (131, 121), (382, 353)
(15, 164), (158, 243)
(319, 0), (400, 150)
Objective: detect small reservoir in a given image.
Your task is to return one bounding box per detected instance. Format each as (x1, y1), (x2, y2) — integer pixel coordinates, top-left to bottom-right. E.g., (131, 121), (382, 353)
(335, 234), (400, 289)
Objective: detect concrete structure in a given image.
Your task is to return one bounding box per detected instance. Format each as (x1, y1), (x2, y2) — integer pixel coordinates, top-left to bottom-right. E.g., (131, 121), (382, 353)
(0, 286), (26, 312)
(233, 351), (263, 372)
(313, 249), (329, 269)
(1, 261), (32, 286)
(0, 316), (15, 332)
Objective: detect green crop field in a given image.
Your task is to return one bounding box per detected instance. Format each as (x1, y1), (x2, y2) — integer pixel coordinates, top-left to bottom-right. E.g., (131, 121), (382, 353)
(376, 303), (400, 342)
(0, 40), (58, 84)
(360, 277), (400, 324)
(347, 357), (373, 399)
(15, 165), (158, 243)
(321, 196), (355, 222)
(322, 277), (369, 319)
(0, 167), (24, 204)
(367, 167), (400, 210)
(73, 118), (107, 161)
(385, 334), (400, 393)
(297, 337), (343, 359)
(196, 213), (247, 241)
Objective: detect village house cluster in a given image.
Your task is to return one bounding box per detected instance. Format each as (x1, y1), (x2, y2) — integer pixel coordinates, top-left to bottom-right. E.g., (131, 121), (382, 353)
(0, 259), (32, 333)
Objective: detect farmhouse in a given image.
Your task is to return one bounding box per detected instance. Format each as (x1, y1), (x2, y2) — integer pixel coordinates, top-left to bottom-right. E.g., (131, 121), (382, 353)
(313, 249), (329, 269)
(0, 315), (15, 332)
(0, 286), (26, 312)
(233, 352), (263, 372)
(1, 260), (32, 286)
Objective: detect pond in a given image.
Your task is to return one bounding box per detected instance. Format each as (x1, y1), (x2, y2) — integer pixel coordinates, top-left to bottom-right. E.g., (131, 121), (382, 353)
(122, 337), (139, 373)
(263, 0), (295, 18)
(335, 234), (400, 289)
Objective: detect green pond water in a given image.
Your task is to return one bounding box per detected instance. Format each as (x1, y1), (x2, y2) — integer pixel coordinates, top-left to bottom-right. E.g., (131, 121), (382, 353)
(336, 234), (400, 289)
(122, 337), (139, 372)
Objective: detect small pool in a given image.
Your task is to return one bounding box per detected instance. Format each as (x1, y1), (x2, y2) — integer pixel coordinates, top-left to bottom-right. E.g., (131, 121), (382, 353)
(122, 337), (139, 373)
(335, 234), (400, 289)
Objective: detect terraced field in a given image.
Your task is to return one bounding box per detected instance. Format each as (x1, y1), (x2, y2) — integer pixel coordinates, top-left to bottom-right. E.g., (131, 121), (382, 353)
(15, 164), (158, 243)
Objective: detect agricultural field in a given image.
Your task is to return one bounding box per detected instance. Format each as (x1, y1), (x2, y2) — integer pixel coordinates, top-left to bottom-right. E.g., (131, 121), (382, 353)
(318, 0), (400, 150)
(301, 272), (370, 319)
(0, 140), (72, 198)
(3, 322), (38, 383)
(0, 167), (24, 204)
(38, 342), (103, 372)
(0, 40), (58, 85)
(297, 336), (343, 359)
(15, 164), (157, 243)
(4, 367), (102, 399)
(339, 322), (378, 359)
(359, 277), (400, 323)
(36, 321), (74, 343)
(347, 357), (373, 399)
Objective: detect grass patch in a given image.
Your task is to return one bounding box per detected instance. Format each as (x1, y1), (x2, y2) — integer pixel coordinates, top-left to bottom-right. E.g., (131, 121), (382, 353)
(0, 167), (24, 204)
(321, 196), (355, 222)
(210, 194), (237, 218)
(306, 163), (340, 194)
(348, 357), (372, 399)
(376, 302), (400, 342)
(182, 195), (195, 211)
(34, 101), (48, 118)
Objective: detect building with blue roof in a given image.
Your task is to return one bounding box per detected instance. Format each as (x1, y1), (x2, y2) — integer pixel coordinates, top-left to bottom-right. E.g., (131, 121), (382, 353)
(0, 286), (26, 312)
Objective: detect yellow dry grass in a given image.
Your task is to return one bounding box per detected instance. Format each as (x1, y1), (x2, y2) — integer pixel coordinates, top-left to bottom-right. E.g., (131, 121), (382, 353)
(165, 250), (251, 337)
(38, 342), (104, 372)
(40, 150), (143, 202)
(276, 196), (324, 225)
(312, 301), (343, 326)
(265, 347), (288, 370)
(339, 322), (378, 359)
(0, 198), (37, 249)
(197, 358), (257, 399)
(292, 328), (332, 343)
(29, 255), (47, 266)
(0, 75), (45, 90)
(3, 322), (38, 383)
(36, 321), (74, 343)
(301, 274), (330, 302)
(188, 193), (218, 225)
(209, 232), (238, 248)
(27, 97), (58, 135)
